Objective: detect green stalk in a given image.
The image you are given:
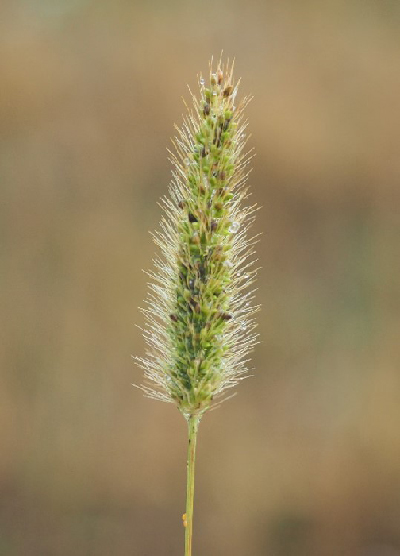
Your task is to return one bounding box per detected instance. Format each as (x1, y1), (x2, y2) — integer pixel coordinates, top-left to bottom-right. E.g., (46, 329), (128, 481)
(184, 414), (200, 556)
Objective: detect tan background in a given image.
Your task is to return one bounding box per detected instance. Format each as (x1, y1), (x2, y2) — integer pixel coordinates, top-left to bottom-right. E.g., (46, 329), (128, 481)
(1, 0), (400, 555)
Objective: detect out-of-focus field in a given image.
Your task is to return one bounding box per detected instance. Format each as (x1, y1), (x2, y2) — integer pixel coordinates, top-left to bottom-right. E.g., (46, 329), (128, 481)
(1, 1), (400, 555)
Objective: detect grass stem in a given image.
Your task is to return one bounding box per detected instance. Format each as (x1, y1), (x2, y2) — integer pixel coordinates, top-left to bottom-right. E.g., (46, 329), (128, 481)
(184, 414), (200, 556)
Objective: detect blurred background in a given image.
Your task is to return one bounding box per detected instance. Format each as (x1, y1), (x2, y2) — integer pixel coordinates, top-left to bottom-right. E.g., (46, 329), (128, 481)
(1, 0), (400, 554)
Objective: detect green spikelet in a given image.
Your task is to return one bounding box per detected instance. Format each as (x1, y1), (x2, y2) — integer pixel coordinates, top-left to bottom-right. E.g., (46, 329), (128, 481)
(136, 58), (259, 420)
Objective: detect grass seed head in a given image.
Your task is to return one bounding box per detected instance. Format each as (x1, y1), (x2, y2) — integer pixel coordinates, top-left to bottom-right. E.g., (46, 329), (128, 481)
(135, 58), (259, 420)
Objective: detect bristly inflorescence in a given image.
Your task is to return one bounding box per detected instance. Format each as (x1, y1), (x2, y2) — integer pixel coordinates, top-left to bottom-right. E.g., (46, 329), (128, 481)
(135, 58), (259, 419)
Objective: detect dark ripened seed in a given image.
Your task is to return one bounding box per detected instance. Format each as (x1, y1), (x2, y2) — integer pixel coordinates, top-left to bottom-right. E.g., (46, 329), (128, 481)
(210, 220), (218, 232)
(223, 85), (234, 97)
(220, 312), (233, 321)
(178, 200), (185, 209)
(203, 103), (210, 116)
(188, 297), (200, 312)
(170, 314), (178, 322)
(189, 213), (198, 223)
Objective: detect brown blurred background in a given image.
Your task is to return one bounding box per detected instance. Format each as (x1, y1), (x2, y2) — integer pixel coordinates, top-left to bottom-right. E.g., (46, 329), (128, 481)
(1, 0), (400, 555)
